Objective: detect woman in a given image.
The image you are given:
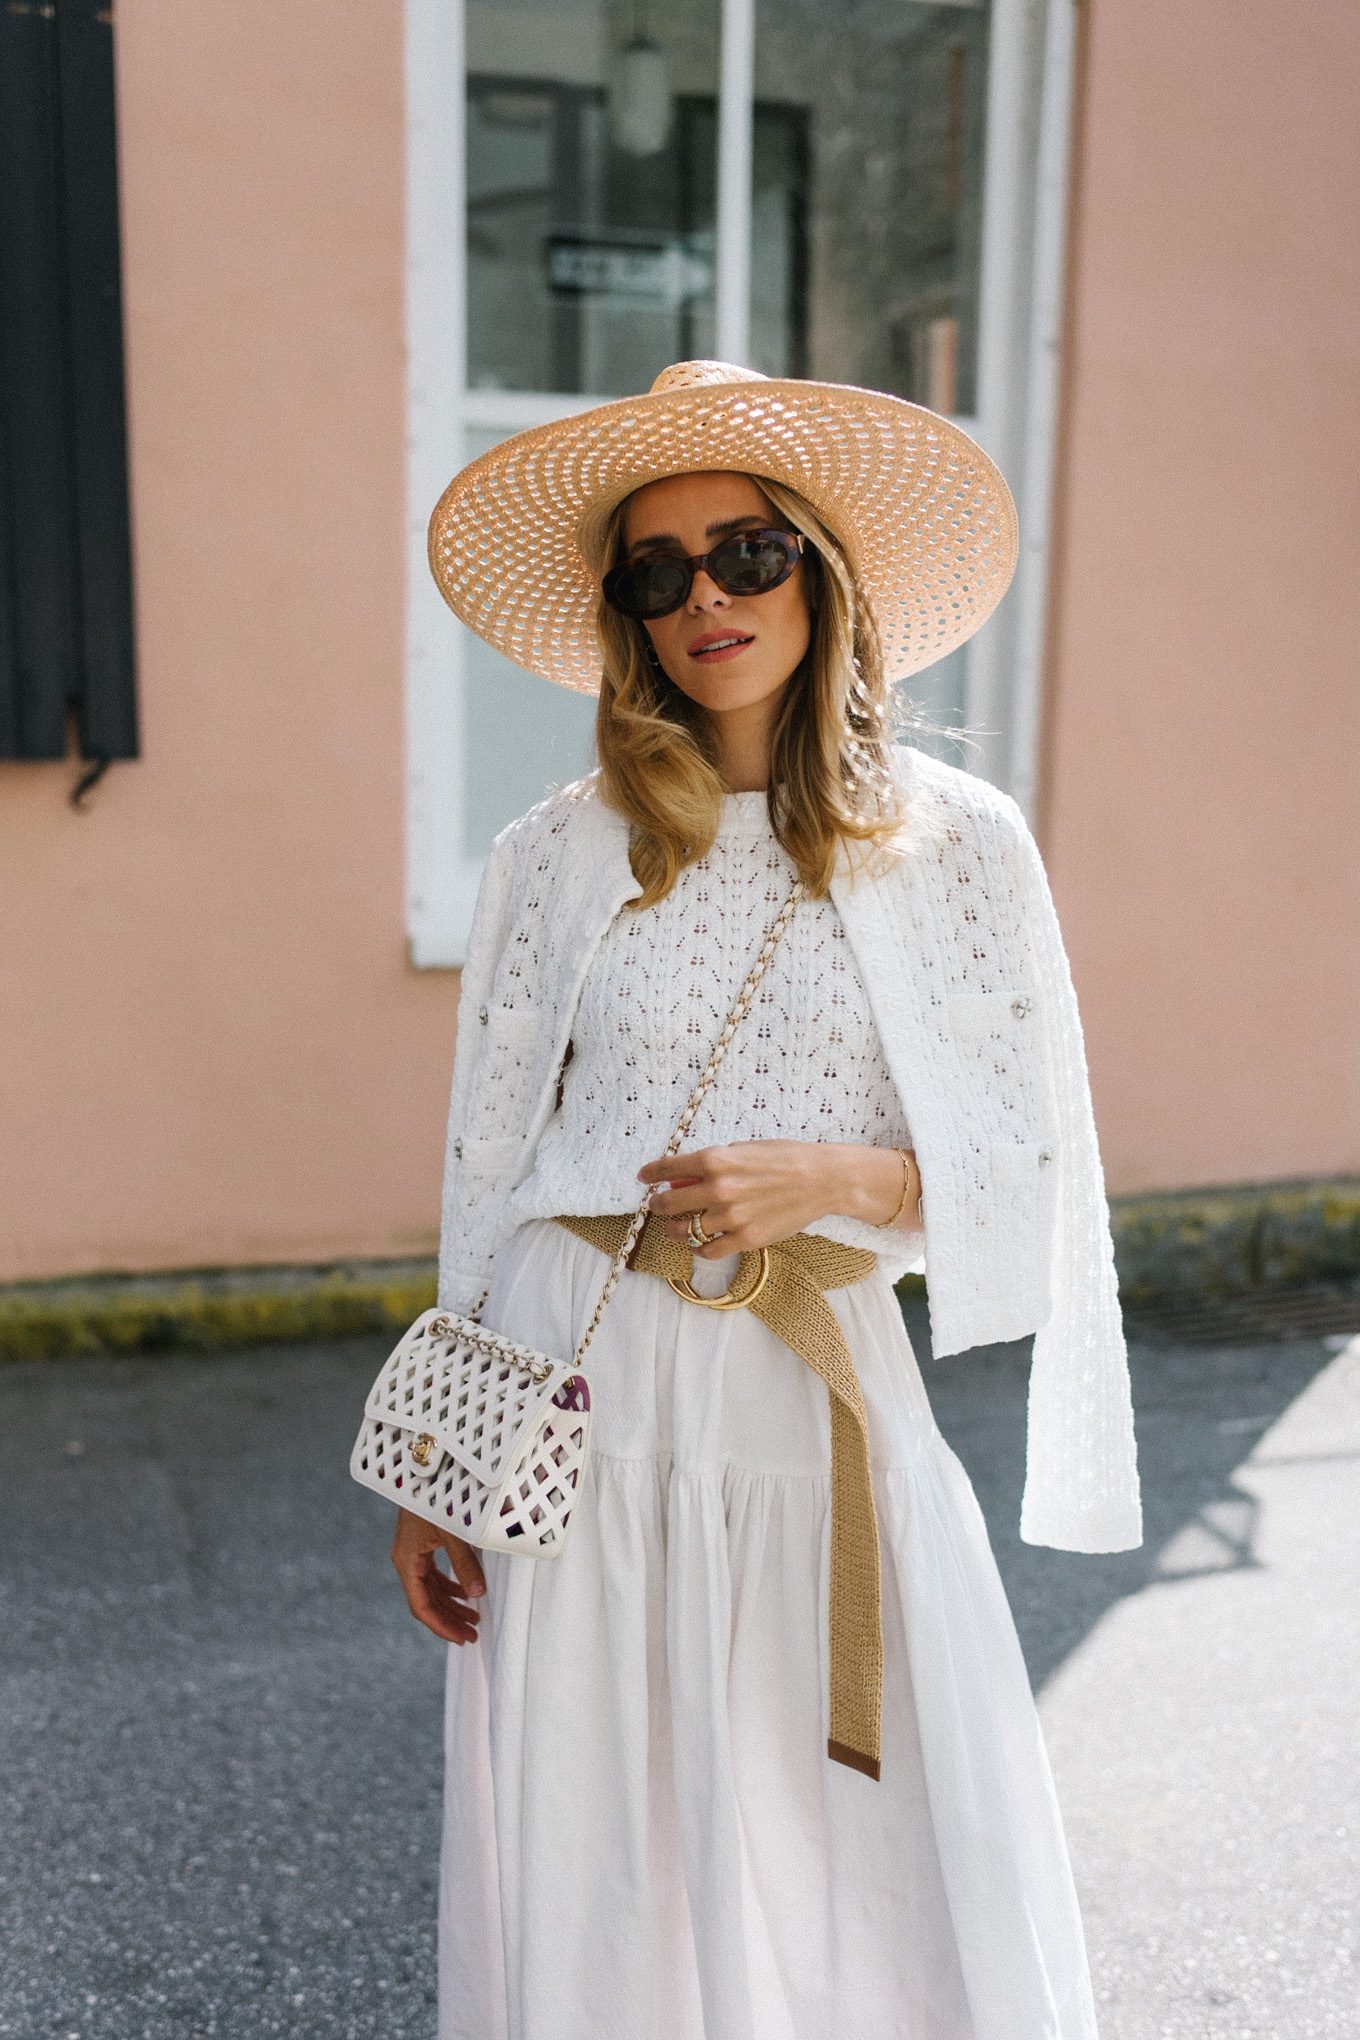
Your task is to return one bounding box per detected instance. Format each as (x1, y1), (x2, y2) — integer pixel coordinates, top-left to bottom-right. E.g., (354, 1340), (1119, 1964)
(392, 362), (1142, 2040)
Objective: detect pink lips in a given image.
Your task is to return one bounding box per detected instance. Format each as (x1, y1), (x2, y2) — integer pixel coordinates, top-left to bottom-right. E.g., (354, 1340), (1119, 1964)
(688, 631), (754, 664)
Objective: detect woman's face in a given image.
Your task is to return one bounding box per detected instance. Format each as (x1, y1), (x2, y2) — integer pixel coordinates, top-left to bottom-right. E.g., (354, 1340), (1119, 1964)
(620, 471), (813, 717)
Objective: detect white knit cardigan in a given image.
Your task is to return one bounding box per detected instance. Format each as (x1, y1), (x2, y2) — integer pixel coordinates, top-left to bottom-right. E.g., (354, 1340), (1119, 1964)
(436, 741), (1143, 1554)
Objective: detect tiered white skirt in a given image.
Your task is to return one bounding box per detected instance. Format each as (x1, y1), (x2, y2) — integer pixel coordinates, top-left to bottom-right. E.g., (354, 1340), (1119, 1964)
(437, 1216), (1101, 2040)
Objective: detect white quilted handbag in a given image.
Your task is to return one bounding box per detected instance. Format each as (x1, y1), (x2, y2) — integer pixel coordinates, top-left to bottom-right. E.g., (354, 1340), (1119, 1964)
(350, 873), (804, 1556)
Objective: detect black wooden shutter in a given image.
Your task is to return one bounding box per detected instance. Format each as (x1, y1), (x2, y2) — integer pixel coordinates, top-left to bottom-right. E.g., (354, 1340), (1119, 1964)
(0, 0), (137, 762)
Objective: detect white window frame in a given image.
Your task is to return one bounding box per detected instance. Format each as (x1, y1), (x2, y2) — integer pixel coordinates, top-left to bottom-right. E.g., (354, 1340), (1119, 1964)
(404, 0), (1078, 967)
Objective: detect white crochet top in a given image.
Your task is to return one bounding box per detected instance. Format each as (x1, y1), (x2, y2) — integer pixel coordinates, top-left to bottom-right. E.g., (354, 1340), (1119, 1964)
(503, 788), (923, 1277)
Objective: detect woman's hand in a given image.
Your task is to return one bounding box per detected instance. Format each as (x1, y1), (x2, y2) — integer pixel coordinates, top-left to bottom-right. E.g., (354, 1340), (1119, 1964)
(390, 1506), (487, 1645)
(637, 1140), (922, 1257)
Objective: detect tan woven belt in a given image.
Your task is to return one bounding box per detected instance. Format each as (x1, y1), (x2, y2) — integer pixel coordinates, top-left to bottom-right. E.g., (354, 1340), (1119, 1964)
(554, 1209), (886, 1783)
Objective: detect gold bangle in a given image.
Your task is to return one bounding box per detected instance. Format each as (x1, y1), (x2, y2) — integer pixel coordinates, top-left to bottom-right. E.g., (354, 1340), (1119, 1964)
(883, 1147), (913, 1227)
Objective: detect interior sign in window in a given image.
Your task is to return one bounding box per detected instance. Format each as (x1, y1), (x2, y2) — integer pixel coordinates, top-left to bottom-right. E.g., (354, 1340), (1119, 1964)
(546, 235), (713, 308)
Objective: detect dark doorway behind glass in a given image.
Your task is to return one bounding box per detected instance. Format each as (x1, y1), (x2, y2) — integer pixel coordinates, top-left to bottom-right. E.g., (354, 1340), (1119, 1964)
(467, 75), (809, 397)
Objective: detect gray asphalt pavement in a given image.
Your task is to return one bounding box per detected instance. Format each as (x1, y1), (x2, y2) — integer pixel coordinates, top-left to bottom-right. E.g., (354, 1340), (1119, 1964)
(1, 1302), (1355, 2039)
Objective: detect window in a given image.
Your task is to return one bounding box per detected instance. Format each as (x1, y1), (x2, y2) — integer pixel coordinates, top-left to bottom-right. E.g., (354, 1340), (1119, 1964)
(467, 75), (808, 391)
(406, 0), (1070, 965)
(0, 0), (137, 764)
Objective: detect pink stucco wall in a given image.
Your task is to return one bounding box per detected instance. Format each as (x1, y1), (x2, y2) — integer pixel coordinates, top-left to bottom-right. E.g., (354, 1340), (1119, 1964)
(0, 1), (460, 1281)
(1, 3), (1355, 1283)
(1039, 0), (1360, 1195)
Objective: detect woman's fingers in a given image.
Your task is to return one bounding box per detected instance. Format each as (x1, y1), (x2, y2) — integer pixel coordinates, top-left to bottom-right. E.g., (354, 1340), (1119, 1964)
(642, 1141), (825, 1254)
(429, 1533), (488, 1603)
(417, 1552), (482, 1616)
(404, 1557), (482, 1644)
(390, 1510), (488, 1643)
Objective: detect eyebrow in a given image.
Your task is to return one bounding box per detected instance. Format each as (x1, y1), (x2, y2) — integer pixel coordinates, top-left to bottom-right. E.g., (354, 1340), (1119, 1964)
(626, 514), (767, 557)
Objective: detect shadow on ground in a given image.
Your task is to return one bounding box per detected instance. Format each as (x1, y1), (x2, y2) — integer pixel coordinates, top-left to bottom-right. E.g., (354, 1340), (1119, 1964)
(902, 1295), (1338, 1691)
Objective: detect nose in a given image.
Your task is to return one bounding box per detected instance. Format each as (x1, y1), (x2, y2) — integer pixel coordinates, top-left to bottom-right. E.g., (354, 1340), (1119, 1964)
(685, 566), (731, 614)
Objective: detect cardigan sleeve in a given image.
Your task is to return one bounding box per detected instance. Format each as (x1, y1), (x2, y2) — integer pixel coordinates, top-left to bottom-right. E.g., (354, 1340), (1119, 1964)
(435, 832), (518, 1315)
(1000, 797), (1144, 1553)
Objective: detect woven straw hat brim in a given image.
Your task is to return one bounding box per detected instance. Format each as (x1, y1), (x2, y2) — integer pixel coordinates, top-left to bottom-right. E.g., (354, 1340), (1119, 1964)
(427, 375), (1018, 692)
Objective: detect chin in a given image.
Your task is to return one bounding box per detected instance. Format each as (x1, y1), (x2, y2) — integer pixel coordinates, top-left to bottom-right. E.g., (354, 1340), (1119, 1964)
(671, 666), (791, 711)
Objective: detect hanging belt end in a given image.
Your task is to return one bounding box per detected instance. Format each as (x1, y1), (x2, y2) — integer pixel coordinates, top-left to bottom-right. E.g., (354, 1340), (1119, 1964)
(828, 1737), (881, 1782)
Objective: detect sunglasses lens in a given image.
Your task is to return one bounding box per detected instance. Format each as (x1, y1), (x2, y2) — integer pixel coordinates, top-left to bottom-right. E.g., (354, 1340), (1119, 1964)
(711, 534), (794, 595)
(607, 557), (691, 618)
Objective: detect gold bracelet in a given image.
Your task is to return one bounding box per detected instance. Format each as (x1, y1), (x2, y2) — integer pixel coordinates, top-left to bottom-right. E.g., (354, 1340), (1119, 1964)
(882, 1146), (915, 1227)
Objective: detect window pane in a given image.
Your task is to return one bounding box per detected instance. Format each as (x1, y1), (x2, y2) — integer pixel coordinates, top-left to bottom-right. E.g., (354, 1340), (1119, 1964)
(467, 0), (735, 396)
(753, 0), (991, 413)
(680, 98), (809, 376)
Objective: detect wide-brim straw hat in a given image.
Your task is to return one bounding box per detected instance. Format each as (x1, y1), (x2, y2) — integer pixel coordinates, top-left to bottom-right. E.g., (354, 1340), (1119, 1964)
(427, 359), (1018, 693)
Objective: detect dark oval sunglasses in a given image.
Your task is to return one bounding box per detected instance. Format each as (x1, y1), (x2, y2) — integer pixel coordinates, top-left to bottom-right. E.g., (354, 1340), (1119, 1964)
(601, 528), (805, 621)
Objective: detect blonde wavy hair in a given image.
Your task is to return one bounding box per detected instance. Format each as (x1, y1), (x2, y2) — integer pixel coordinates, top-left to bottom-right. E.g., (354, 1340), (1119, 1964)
(591, 474), (936, 909)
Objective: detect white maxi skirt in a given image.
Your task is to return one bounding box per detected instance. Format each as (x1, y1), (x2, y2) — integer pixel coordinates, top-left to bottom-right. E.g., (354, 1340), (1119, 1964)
(437, 1215), (1101, 2040)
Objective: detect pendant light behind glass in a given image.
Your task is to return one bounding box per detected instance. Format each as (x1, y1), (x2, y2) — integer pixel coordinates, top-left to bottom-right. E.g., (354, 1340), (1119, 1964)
(609, 2), (672, 157)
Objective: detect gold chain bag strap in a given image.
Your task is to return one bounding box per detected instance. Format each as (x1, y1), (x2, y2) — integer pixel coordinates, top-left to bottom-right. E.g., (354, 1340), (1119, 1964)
(349, 874), (806, 1556)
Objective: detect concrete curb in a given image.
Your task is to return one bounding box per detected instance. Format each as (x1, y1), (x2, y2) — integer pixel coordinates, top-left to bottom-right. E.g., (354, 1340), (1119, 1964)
(2, 1177), (1357, 1362)
(0, 1260), (440, 1364)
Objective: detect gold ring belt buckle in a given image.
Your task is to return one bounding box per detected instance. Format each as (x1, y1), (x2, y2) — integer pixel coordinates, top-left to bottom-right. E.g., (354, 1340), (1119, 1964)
(665, 1245), (771, 1311)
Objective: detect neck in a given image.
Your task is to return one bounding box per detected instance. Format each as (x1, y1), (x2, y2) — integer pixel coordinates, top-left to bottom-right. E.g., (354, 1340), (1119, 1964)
(708, 697), (778, 793)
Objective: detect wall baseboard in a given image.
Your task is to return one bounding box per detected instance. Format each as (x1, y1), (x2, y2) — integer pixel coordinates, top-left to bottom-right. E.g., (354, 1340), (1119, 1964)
(1111, 1174), (1360, 1305)
(0, 1260), (438, 1364)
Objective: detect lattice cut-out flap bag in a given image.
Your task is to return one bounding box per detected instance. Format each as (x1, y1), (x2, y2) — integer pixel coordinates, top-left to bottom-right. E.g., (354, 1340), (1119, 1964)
(350, 873), (805, 1556)
(351, 1305), (594, 1553)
